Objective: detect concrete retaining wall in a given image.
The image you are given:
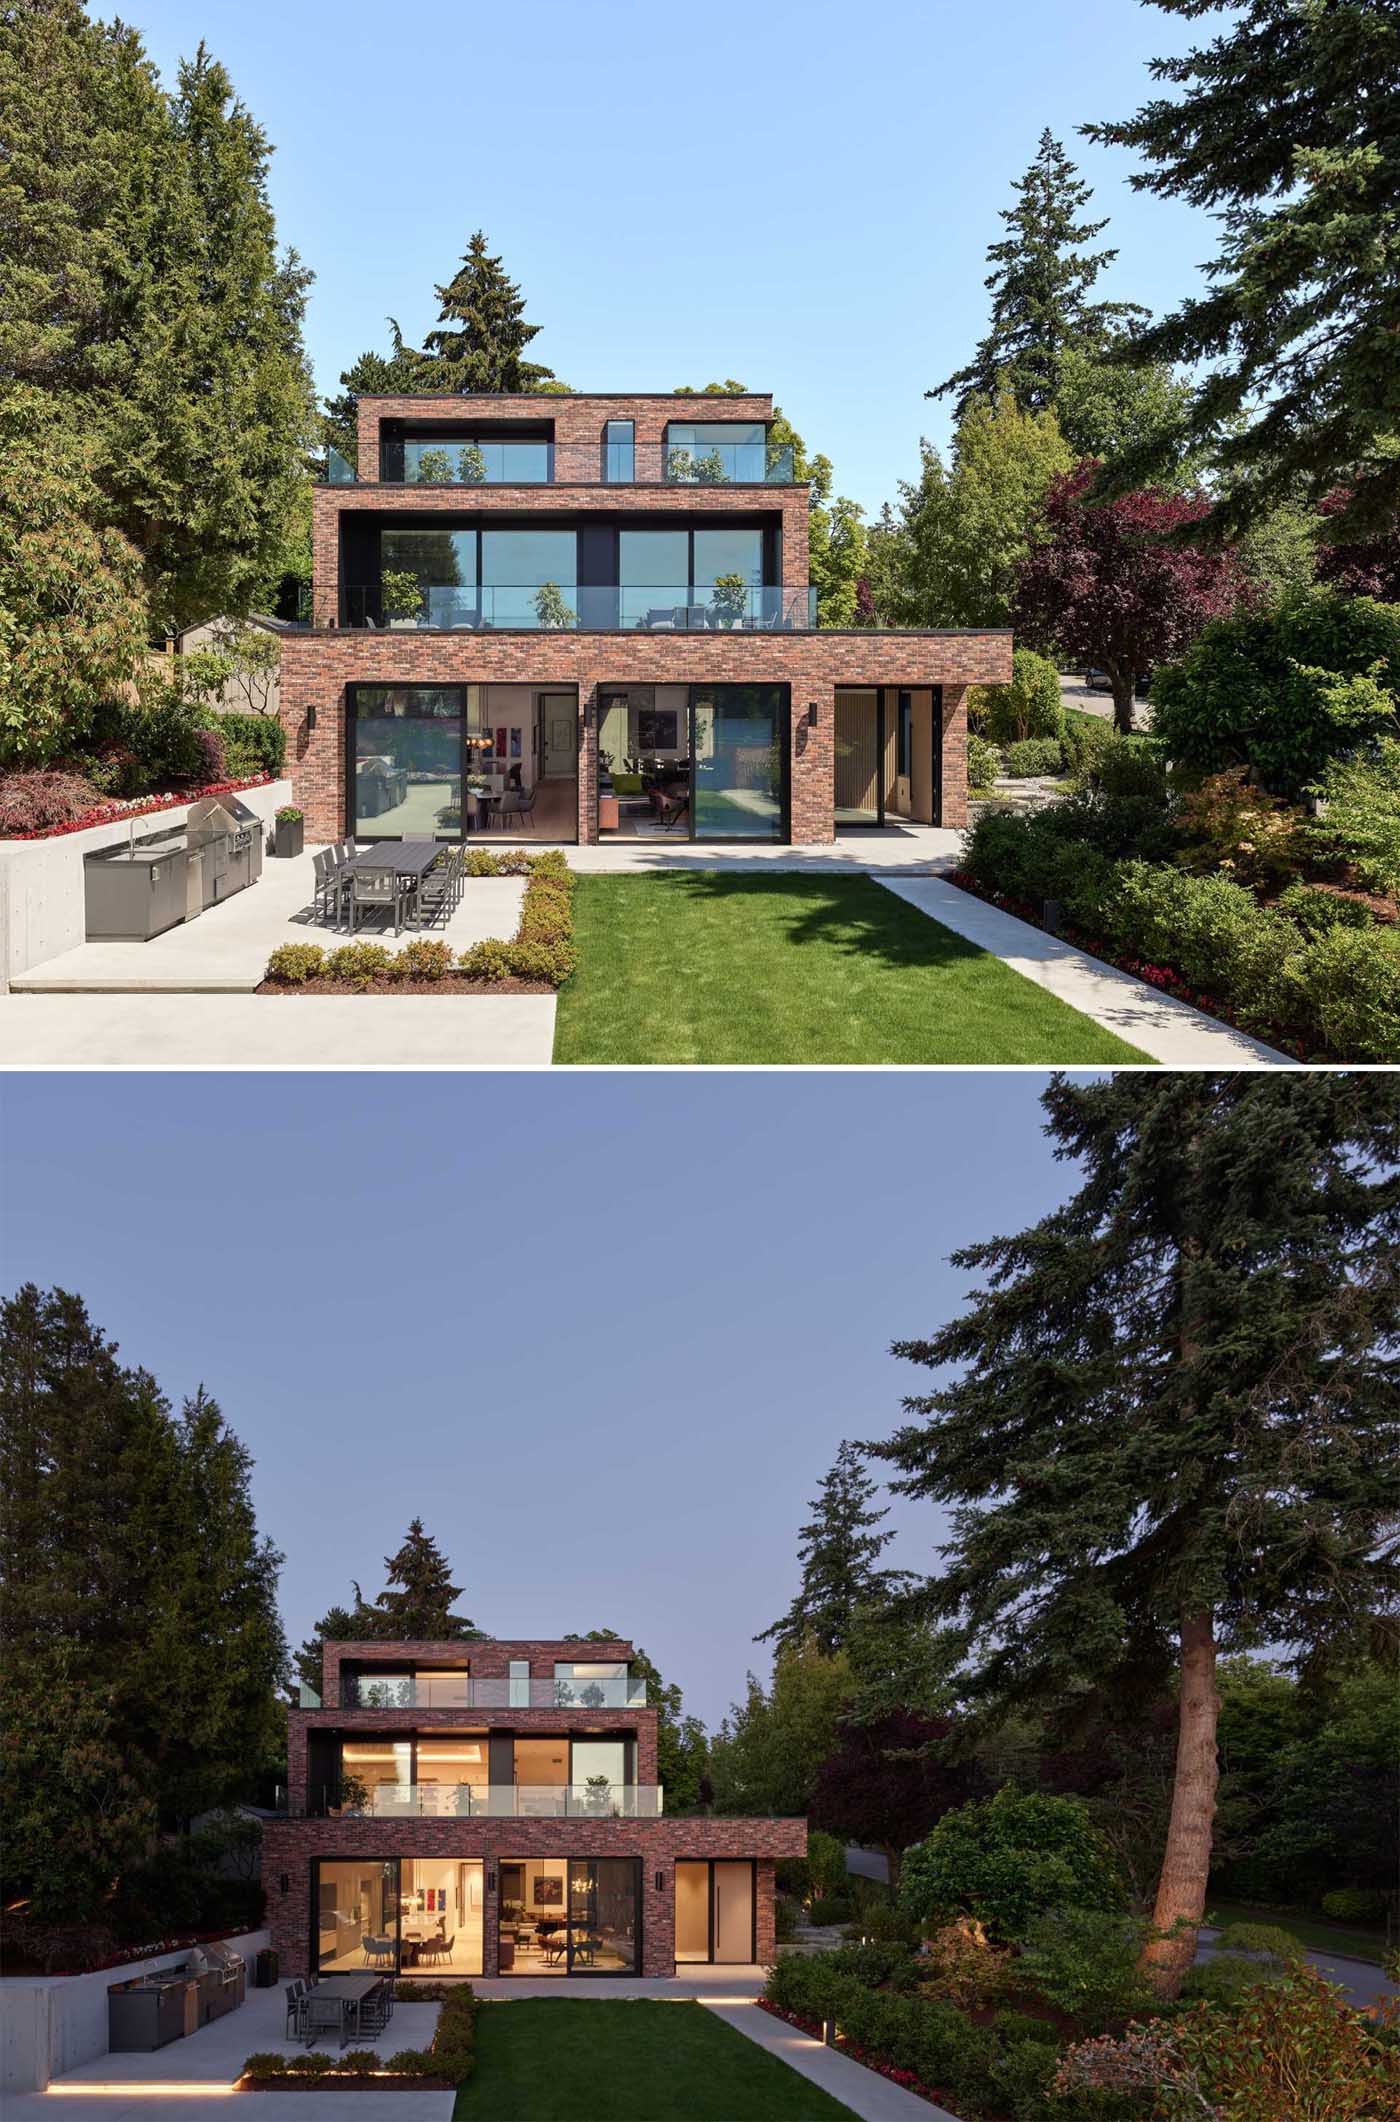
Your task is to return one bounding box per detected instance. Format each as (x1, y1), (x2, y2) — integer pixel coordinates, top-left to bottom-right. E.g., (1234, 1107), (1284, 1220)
(0, 1927), (271, 2094)
(0, 782), (292, 988)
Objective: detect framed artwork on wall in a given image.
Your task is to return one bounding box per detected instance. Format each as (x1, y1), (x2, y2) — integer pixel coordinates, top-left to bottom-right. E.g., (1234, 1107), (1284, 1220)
(533, 1876), (563, 1905)
(496, 726), (507, 756)
(510, 729), (522, 759)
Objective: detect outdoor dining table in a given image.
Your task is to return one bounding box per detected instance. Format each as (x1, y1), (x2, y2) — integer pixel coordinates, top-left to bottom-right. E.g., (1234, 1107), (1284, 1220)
(342, 841), (444, 930)
(309, 1974), (385, 2043)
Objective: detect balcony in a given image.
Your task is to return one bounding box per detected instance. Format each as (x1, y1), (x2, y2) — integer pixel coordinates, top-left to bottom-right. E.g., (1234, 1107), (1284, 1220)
(295, 1781), (664, 1819)
(341, 1673), (649, 1710)
(323, 439), (799, 486)
(329, 584), (816, 632)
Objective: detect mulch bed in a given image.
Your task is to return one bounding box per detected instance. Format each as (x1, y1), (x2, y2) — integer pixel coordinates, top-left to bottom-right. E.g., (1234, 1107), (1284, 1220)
(256, 977), (555, 997)
(236, 2074), (454, 2092)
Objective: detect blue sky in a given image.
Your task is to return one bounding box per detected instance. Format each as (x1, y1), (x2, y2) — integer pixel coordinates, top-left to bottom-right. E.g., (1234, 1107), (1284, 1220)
(126, 0), (1212, 517)
(0, 1070), (1099, 1730)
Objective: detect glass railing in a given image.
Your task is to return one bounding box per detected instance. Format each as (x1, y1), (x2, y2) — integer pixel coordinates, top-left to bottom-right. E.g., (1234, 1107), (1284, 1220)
(327, 445), (357, 485)
(337, 584), (816, 632)
(340, 1673), (648, 1709)
(364, 439), (799, 485)
(303, 1781), (663, 1819)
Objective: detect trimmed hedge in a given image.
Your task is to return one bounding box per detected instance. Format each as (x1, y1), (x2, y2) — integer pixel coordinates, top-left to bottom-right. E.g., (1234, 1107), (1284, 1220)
(202, 710), (285, 779)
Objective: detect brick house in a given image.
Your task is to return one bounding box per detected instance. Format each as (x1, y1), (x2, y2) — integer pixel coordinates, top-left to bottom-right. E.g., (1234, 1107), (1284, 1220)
(278, 392), (1011, 845)
(262, 1637), (806, 1980)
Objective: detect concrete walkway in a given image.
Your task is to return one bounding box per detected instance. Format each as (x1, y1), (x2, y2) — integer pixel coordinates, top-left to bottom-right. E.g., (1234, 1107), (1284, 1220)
(879, 876), (1293, 1068)
(709, 2002), (960, 2121)
(0, 991), (556, 1067)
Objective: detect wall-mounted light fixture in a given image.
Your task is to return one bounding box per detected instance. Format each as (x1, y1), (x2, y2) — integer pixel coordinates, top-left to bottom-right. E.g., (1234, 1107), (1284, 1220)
(654, 1871), (665, 1894)
(487, 1869), (497, 1893)
(807, 702), (819, 726)
(280, 1874), (289, 1895)
(307, 705), (317, 731)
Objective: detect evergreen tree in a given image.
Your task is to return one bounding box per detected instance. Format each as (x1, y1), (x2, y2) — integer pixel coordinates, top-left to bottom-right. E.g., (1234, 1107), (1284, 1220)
(931, 130), (1145, 421)
(758, 1441), (912, 1656)
(321, 324), (427, 465)
(0, 1286), (287, 1879)
(296, 1519), (484, 1694)
(870, 1076), (1400, 1995)
(419, 231), (557, 394)
(1084, 0), (1400, 540)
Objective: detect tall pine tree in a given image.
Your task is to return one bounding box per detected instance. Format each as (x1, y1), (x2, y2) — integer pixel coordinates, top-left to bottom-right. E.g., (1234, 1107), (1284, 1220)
(419, 231), (557, 394)
(930, 130), (1144, 422)
(871, 1076), (1400, 1995)
(296, 1519), (484, 1694)
(758, 1441), (911, 1657)
(1084, 0), (1400, 539)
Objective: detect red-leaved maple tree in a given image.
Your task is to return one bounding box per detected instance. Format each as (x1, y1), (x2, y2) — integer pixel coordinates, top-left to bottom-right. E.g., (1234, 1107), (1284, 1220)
(1015, 468), (1248, 732)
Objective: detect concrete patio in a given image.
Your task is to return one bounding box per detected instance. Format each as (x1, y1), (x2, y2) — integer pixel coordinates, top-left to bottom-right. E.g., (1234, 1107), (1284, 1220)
(8, 846), (526, 993)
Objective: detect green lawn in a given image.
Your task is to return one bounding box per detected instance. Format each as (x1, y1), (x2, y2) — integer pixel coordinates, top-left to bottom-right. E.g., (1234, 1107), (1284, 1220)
(1205, 1898), (1387, 1965)
(553, 873), (1152, 1065)
(452, 1999), (855, 2120)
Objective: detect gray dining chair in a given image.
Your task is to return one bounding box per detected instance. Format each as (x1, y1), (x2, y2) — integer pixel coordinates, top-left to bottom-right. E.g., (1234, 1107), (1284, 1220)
(349, 865), (407, 935)
(303, 1992), (350, 2048)
(498, 787), (536, 831)
(284, 1979), (308, 2040)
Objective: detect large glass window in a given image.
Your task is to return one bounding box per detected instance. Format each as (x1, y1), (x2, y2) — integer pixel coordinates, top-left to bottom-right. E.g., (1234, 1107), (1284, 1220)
(481, 529), (578, 628)
(377, 530), (476, 629)
(693, 529), (763, 587)
(571, 1740), (627, 1813)
(403, 434), (550, 483)
(349, 687), (463, 842)
(400, 1858), (484, 1975)
(693, 686), (787, 839)
(498, 1859), (639, 1976)
(339, 1739), (411, 1814)
(666, 422), (766, 482)
(603, 420), (634, 481)
(618, 530), (690, 629)
(316, 1859), (398, 1973)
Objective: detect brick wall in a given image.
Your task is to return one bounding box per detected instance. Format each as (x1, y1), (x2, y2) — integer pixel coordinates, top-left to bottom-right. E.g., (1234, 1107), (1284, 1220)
(319, 1639), (634, 1707)
(354, 393), (777, 484)
(262, 1813), (804, 1978)
(279, 630), (1010, 842)
(287, 1707), (659, 1799)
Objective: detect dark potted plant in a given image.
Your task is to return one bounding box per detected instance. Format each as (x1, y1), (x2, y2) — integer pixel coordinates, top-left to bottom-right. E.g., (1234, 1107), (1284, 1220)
(273, 805), (303, 858)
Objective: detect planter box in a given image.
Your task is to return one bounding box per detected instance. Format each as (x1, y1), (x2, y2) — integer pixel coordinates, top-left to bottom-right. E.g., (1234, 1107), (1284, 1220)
(273, 816), (304, 858)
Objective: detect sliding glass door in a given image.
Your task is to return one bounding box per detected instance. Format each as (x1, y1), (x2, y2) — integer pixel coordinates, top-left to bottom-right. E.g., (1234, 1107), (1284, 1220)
(497, 1858), (641, 1975)
(346, 685), (577, 843)
(597, 685), (789, 842)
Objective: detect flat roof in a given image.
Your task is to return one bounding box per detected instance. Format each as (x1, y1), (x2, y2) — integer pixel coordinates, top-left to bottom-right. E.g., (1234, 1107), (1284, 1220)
(352, 391), (774, 403)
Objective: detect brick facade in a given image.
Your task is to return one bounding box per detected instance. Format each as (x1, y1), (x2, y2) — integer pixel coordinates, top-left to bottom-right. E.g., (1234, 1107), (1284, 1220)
(275, 1634), (802, 1979)
(289, 390), (1012, 843)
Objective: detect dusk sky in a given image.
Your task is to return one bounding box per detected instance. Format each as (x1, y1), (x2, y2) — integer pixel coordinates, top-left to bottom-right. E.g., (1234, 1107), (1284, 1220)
(126, 0), (1210, 517)
(0, 1072), (1098, 1732)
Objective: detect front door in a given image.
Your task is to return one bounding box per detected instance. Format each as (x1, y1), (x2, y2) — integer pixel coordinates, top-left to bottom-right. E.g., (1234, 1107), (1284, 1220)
(541, 693), (576, 777)
(675, 1860), (755, 1963)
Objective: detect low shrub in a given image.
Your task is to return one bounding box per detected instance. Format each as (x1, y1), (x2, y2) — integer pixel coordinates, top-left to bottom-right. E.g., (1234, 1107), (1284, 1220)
(916, 1919), (1013, 2009)
(1213, 1921), (1305, 1965)
(1059, 710), (1118, 779)
(325, 941), (393, 989)
(1179, 1953), (1284, 2006)
(1099, 863), (1295, 1028)
(1276, 882), (1378, 936)
(1146, 1967), (1399, 2120)
(0, 770), (102, 835)
(1282, 923), (1400, 1061)
(848, 1898), (922, 1948)
(1309, 735), (1400, 898)
(286, 2051), (334, 2074)
(989, 2035), (1063, 2121)
(460, 937), (517, 982)
(340, 2049), (383, 2072)
(992, 2008), (1059, 2046)
(774, 1895), (799, 1942)
(192, 726), (227, 784)
(204, 710), (285, 780)
(241, 2053), (288, 2077)
(1320, 1888), (1386, 1924)
(827, 1942), (923, 1992)
(264, 943), (326, 985)
(465, 847), (503, 876)
(1175, 767), (1307, 890)
(1015, 1906), (1153, 2029)
(391, 938), (456, 982)
(384, 2049), (436, 2076)
(809, 1895), (854, 1925)
(967, 732), (1001, 790)
(1002, 737), (1066, 779)
(901, 1788), (1126, 1943)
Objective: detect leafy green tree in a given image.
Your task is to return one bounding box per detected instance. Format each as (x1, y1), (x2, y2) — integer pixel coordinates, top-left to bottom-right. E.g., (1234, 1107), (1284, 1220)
(1235, 499), (1321, 609)
(872, 1075), (1400, 1994)
(967, 647), (1063, 745)
(0, 1644), (155, 1922)
(418, 230), (558, 394)
(1052, 346), (1198, 484)
(0, 1286), (287, 1883)
(565, 1628), (708, 1812)
(900, 1787), (1125, 1941)
(758, 1441), (911, 1656)
(931, 131), (1145, 421)
(1084, 0), (1400, 541)
(1149, 590), (1400, 794)
(709, 1640), (853, 1817)
(882, 397), (1074, 629)
(0, 387), (150, 766)
(295, 1519), (485, 1693)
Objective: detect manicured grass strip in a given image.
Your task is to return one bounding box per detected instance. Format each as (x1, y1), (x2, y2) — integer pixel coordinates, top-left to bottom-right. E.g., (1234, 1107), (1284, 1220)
(452, 1998), (855, 2120)
(554, 872), (1153, 1065)
(1205, 1898), (1387, 1966)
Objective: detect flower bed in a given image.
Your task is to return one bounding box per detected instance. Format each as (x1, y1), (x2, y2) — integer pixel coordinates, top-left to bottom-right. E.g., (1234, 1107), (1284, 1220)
(1, 773), (273, 841)
(1, 1920), (261, 1978)
(260, 850), (576, 995)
